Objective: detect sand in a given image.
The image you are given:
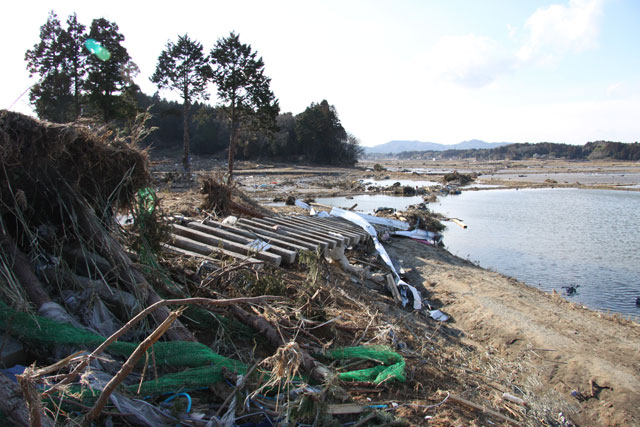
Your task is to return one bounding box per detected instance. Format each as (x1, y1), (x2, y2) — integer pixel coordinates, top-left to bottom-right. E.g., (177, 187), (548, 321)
(388, 238), (640, 425)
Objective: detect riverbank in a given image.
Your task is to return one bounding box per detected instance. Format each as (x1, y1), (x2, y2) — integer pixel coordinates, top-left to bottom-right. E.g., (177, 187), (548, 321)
(151, 152), (640, 425)
(386, 238), (640, 425)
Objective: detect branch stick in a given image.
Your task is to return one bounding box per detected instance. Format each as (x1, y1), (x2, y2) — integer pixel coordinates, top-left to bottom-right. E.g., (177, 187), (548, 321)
(41, 295), (281, 398)
(83, 308), (181, 424)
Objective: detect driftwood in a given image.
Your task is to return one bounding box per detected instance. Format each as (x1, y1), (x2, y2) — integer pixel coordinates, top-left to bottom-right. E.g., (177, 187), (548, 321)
(447, 394), (519, 425)
(0, 372), (53, 427)
(62, 247), (117, 283)
(16, 366), (54, 427)
(228, 199), (264, 218)
(230, 305), (331, 382)
(82, 309), (181, 425)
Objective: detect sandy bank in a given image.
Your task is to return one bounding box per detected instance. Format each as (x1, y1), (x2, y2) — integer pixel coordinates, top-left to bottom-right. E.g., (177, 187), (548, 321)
(387, 238), (640, 425)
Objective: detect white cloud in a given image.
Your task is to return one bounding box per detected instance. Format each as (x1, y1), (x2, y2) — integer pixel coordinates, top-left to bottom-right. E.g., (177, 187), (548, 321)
(605, 82), (624, 97)
(427, 34), (513, 88)
(518, 0), (604, 64)
(412, 0), (606, 91)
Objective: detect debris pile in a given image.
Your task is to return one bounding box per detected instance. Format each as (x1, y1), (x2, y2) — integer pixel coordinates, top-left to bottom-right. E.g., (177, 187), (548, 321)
(442, 171), (475, 186)
(0, 111), (560, 426)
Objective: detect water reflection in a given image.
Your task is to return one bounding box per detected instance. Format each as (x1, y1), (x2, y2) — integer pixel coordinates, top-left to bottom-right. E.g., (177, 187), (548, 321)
(315, 194), (424, 214)
(431, 188), (640, 317)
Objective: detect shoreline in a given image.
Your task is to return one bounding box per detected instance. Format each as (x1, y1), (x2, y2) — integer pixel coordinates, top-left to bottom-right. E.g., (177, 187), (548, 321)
(387, 238), (640, 425)
(152, 154), (640, 425)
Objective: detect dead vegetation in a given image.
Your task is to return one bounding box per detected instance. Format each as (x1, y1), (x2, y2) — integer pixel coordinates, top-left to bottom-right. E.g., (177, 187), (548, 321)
(201, 172), (272, 219)
(442, 171), (474, 186)
(0, 111), (583, 426)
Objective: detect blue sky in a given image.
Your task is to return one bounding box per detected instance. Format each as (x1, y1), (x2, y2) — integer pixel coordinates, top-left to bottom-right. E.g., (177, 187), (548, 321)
(2, 0), (639, 146)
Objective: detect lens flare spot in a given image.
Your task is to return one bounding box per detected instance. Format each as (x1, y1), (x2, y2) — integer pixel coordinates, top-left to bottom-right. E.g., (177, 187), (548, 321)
(85, 38), (111, 61)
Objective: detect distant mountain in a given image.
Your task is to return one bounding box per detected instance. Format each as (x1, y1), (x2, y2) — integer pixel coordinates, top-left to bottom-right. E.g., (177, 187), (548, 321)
(364, 139), (513, 154)
(454, 139), (513, 150)
(364, 140), (442, 153)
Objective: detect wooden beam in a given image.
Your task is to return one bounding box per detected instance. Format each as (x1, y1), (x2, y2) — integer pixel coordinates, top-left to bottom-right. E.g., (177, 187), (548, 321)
(233, 219), (320, 251)
(171, 225), (282, 266)
(186, 222), (296, 264)
(167, 235), (263, 267)
(238, 218), (328, 251)
(258, 218), (341, 248)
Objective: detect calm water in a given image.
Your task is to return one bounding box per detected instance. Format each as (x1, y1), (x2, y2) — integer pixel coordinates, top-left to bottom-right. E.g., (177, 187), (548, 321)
(432, 188), (640, 317)
(315, 194), (423, 213)
(360, 178), (440, 187)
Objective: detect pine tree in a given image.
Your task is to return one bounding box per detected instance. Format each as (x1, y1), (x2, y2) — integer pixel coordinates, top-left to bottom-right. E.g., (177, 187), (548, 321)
(151, 34), (212, 171)
(295, 100), (347, 165)
(210, 32), (279, 184)
(84, 18), (138, 122)
(60, 13), (86, 118)
(25, 11), (75, 122)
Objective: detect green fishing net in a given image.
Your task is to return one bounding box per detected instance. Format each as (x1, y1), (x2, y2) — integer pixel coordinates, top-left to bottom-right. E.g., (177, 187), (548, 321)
(324, 345), (406, 384)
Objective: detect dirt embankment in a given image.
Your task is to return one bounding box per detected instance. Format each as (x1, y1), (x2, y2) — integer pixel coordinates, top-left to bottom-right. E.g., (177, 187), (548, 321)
(387, 239), (640, 426)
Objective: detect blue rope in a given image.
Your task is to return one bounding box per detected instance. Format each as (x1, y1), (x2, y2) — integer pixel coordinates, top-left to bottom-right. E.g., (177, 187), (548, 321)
(162, 392), (192, 413)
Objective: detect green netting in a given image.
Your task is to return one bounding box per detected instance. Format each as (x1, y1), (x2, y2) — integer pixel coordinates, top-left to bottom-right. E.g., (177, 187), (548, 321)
(0, 303), (244, 372)
(1, 302), (405, 402)
(52, 365), (230, 401)
(136, 187), (157, 217)
(183, 305), (254, 336)
(324, 345), (406, 384)
(127, 364), (230, 395)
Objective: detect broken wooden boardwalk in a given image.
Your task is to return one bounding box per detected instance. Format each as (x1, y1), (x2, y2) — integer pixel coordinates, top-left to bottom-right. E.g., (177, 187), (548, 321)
(165, 215), (371, 266)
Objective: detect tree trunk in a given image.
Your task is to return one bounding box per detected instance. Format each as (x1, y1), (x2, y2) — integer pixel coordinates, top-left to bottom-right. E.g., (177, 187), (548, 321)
(183, 94), (191, 172)
(226, 98), (236, 186)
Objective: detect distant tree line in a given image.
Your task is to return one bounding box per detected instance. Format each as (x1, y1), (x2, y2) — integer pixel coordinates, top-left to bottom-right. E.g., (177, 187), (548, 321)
(24, 11), (362, 170)
(136, 94), (361, 165)
(396, 141), (640, 162)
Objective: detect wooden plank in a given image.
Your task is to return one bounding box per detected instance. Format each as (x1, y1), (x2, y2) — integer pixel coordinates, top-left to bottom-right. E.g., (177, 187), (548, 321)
(186, 222), (296, 264)
(289, 216), (362, 245)
(238, 218), (329, 251)
(257, 218), (341, 248)
(203, 220), (310, 252)
(269, 217), (349, 246)
(168, 235), (264, 266)
(171, 224), (282, 266)
(316, 217), (370, 236)
(286, 216), (359, 244)
(386, 273), (402, 303)
(233, 220), (320, 251)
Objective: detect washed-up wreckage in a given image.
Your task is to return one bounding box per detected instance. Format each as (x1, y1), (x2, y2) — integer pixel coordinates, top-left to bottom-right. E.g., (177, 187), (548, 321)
(0, 111), (453, 426)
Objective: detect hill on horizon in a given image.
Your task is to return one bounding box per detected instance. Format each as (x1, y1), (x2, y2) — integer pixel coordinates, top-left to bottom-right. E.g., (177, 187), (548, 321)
(364, 139), (513, 154)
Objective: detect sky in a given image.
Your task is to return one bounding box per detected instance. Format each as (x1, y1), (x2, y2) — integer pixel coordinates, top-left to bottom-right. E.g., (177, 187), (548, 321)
(2, 0), (639, 147)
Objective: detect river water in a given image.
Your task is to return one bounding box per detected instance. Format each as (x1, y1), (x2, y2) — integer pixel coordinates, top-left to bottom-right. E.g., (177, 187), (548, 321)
(431, 188), (640, 317)
(317, 188), (640, 317)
